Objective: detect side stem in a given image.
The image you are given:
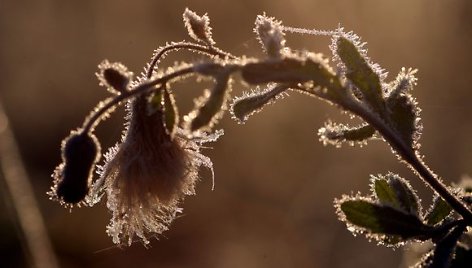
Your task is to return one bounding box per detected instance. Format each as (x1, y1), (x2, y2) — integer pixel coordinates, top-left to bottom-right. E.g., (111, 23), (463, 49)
(345, 98), (472, 224)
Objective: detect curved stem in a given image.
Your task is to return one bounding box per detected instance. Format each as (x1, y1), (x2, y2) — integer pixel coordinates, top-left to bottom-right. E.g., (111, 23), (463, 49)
(345, 97), (472, 224)
(146, 41), (236, 79)
(82, 67), (194, 133)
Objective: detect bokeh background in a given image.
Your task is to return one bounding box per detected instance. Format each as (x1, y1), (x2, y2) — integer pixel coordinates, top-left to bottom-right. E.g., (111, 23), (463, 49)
(1, 0), (471, 267)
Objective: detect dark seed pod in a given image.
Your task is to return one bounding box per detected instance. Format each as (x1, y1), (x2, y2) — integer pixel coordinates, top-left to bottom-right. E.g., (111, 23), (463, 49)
(103, 68), (129, 93)
(56, 131), (100, 204)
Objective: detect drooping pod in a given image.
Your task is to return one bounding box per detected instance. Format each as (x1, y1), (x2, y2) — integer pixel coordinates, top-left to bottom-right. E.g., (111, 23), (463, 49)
(50, 130), (101, 205)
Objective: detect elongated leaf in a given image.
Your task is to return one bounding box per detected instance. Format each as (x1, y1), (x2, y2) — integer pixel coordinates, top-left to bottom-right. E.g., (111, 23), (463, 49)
(371, 173), (421, 217)
(231, 84), (288, 123)
(387, 93), (420, 149)
(425, 196), (453, 226)
(189, 72), (231, 131)
(318, 122), (375, 147)
(336, 37), (384, 113)
(388, 173), (421, 217)
(373, 178), (400, 208)
(339, 199), (431, 238)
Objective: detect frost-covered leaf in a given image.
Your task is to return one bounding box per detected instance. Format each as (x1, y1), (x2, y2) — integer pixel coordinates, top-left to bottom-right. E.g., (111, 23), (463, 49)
(231, 84), (289, 123)
(387, 93), (421, 150)
(254, 14), (285, 58)
(336, 36), (384, 113)
(318, 122), (375, 147)
(372, 177), (401, 208)
(387, 67), (418, 100)
(96, 60), (133, 94)
(425, 196), (453, 226)
(337, 198), (432, 239)
(187, 72), (232, 132)
(241, 55), (336, 88)
(183, 8), (215, 45)
(163, 88), (179, 138)
(370, 173), (422, 217)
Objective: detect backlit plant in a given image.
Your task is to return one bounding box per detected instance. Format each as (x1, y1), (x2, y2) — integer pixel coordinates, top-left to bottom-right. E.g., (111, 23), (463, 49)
(49, 8), (472, 267)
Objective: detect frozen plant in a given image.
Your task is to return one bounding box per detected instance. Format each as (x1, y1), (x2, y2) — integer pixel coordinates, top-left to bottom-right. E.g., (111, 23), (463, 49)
(49, 8), (472, 266)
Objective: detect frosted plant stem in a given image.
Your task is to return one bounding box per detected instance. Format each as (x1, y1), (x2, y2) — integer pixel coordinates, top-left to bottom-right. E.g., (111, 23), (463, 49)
(82, 66), (195, 133)
(345, 97), (472, 224)
(0, 100), (59, 268)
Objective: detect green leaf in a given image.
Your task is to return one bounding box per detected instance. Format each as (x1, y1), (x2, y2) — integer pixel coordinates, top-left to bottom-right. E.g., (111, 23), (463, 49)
(371, 173), (421, 216)
(339, 199), (432, 238)
(336, 37), (384, 113)
(162, 88), (178, 138)
(189, 72), (232, 131)
(425, 196), (453, 226)
(319, 122), (375, 147)
(373, 178), (401, 208)
(387, 173), (421, 216)
(231, 84), (288, 123)
(387, 93), (420, 149)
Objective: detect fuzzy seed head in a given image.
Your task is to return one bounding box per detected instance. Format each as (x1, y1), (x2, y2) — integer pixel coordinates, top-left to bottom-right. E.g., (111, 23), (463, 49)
(89, 95), (220, 245)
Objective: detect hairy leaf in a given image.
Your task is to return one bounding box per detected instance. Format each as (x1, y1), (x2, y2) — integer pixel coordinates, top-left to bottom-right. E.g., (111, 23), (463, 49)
(189, 72), (232, 131)
(336, 36), (384, 113)
(425, 196), (453, 226)
(339, 199), (431, 238)
(387, 93), (420, 149)
(371, 173), (421, 217)
(318, 122), (375, 147)
(231, 84), (288, 123)
(373, 177), (401, 208)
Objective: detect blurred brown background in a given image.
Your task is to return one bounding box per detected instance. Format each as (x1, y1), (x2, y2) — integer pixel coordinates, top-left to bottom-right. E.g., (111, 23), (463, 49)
(1, 0), (471, 267)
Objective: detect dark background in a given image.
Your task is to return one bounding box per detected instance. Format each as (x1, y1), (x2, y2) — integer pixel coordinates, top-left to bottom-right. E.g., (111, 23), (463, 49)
(1, 0), (471, 267)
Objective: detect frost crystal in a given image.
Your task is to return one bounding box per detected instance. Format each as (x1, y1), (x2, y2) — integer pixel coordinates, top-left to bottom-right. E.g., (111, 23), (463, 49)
(88, 94), (221, 246)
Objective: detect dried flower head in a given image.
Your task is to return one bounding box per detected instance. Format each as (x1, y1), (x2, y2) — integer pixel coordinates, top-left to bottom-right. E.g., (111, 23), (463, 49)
(88, 94), (220, 245)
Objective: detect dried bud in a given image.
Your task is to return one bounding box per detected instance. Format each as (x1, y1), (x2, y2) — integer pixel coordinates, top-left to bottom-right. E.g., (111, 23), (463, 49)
(183, 8), (215, 46)
(254, 14), (286, 58)
(50, 130), (101, 205)
(96, 60), (134, 94)
(231, 84), (289, 123)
